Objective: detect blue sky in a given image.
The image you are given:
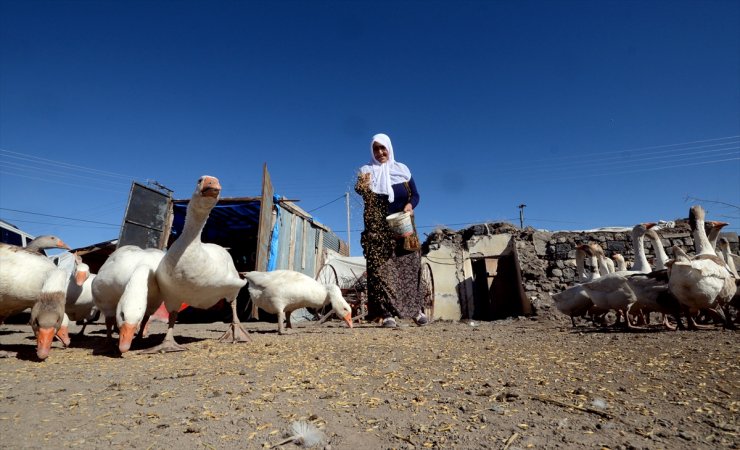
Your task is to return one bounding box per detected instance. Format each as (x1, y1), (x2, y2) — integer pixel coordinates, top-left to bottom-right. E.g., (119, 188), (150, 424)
(1, 0), (738, 256)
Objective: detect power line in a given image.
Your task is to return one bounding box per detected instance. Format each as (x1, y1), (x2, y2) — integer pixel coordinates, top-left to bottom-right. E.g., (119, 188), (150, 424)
(520, 144), (740, 175)
(0, 148), (139, 180)
(0, 207), (121, 226)
(1, 217), (120, 230)
(0, 170), (129, 194)
(496, 135), (740, 168)
(541, 156), (740, 181)
(307, 194), (346, 213)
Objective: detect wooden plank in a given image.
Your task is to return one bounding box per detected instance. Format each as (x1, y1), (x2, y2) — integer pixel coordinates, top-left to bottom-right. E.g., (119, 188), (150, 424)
(255, 163), (274, 272)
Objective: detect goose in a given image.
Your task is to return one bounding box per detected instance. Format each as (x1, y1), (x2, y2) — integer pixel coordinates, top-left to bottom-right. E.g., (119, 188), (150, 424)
(718, 237), (740, 323)
(580, 242), (683, 330)
(91, 245), (164, 353)
(553, 245), (604, 327)
(575, 243), (600, 282)
(244, 270), (353, 334)
(148, 175), (248, 353)
(62, 256), (97, 334)
(668, 205), (737, 329)
(554, 223), (657, 330)
(25, 235), (71, 254)
(644, 228), (670, 271)
(706, 220), (729, 254)
(0, 244), (69, 359)
(55, 254), (92, 346)
(612, 253), (627, 272)
(627, 223), (655, 273)
(717, 237), (739, 278)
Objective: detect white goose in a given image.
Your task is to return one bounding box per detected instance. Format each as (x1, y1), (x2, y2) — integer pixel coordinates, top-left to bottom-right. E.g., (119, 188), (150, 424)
(668, 205), (737, 329)
(148, 175), (248, 353)
(717, 237), (739, 278)
(0, 244), (69, 359)
(244, 270), (353, 334)
(553, 223), (657, 330)
(553, 245), (604, 327)
(91, 245), (164, 353)
(612, 253), (627, 272)
(55, 253), (92, 346)
(25, 235), (71, 254)
(644, 228), (670, 271)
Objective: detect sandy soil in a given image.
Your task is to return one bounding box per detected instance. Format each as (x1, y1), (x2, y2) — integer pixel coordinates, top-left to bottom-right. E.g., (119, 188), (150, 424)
(0, 316), (738, 449)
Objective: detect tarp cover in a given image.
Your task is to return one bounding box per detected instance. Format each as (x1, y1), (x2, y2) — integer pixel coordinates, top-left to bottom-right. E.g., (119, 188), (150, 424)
(318, 255), (367, 288)
(171, 202), (261, 243)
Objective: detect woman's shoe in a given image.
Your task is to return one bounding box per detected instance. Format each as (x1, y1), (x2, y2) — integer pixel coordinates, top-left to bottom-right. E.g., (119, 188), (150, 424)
(414, 312), (429, 326)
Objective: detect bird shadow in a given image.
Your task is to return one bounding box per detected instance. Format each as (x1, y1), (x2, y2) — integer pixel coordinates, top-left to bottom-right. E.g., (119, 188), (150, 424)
(0, 329), (24, 336)
(576, 326), (668, 334)
(0, 344), (50, 362)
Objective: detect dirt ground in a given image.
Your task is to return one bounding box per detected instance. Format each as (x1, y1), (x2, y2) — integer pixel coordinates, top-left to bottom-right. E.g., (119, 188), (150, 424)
(0, 315), (738, 450)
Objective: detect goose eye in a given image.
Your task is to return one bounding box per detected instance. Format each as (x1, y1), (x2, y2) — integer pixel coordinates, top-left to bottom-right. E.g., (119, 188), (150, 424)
(120, 311), (125, 321)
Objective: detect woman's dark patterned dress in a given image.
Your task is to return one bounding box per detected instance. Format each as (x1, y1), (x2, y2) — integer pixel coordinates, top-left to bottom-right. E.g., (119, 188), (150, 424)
(355, 176), (428, 320)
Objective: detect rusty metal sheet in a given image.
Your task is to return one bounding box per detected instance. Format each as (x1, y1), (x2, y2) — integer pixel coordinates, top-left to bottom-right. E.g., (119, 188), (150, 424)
(255, 163), (274, 272)
(118, 182), (172, 250)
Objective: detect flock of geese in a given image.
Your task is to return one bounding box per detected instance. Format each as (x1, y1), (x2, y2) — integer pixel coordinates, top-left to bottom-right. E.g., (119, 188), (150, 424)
(0, 175), (353, 360)
(1, 176), (735, 360)
(554, 205), (739, 331)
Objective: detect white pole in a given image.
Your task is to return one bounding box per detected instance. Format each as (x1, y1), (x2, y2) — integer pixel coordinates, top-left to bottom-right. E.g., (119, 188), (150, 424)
(345, 192), (351, 255)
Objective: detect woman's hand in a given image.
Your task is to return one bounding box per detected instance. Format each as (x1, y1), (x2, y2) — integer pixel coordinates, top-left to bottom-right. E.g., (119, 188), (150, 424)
(359, 172), (371, 187)
(404, 203), (414, 215)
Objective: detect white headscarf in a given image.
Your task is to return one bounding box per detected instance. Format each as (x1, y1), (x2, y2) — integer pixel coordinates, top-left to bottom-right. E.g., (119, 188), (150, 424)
(359, 133), (412, 203)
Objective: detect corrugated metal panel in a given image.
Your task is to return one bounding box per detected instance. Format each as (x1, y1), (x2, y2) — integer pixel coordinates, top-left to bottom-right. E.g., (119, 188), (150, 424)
(322, 230), (341, 253)
(275, 208), (293, 270)
(303, 221), (317, 276)
(292, 216), (304, 271)
(255, 164), (274, 272)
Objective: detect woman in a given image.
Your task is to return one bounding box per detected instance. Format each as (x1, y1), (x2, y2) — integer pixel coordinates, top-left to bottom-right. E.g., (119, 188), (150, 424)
(355, 133), (428, 328)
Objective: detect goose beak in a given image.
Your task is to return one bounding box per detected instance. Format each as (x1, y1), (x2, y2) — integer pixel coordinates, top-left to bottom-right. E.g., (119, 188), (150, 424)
(118, 323), (137, 353)
(36, 327), (55, 360)
(645, 222), (657, 229)
(75, 270), (89, 286)
(343, 313), (353, 329)
(201, 176), (222, 198)
(57, 240), (71, 250)
(55, 325), (70, 347)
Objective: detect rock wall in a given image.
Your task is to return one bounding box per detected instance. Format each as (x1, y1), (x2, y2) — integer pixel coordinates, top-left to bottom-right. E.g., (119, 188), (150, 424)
(423, 221), (739, 319)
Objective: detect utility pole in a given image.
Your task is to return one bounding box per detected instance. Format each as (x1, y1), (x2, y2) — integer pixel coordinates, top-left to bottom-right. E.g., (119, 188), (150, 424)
(518, 204), (527, 229)
(346, 192), (351, 255)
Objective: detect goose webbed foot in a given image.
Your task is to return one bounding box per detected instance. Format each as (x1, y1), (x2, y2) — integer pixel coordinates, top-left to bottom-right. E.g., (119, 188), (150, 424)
(661, 314), (677, 331)
(218, 322), (250, 343)
(141, 337), (187, 354)
(687, 315), (713, 330)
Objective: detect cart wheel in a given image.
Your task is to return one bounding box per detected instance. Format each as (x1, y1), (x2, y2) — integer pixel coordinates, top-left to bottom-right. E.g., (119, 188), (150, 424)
(421, 262), (435, 320)
(315, 264), (340, 318)
(316, 264), (339, 287)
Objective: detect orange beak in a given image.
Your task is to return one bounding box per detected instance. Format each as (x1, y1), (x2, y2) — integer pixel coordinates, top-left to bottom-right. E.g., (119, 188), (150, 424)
(201, 176), (222, 198)
(36, 327), (55, 360)
(118, 323), (137, 353)
(645, 222), (657, 229)
(55, 325), (71, 347)
(343, 313), (353, 329)
(57, 240), (71, 250)
(75, 270), (88, 286)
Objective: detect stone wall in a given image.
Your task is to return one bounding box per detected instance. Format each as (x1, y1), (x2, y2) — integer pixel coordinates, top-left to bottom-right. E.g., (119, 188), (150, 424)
(423, 221), (739, 319)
